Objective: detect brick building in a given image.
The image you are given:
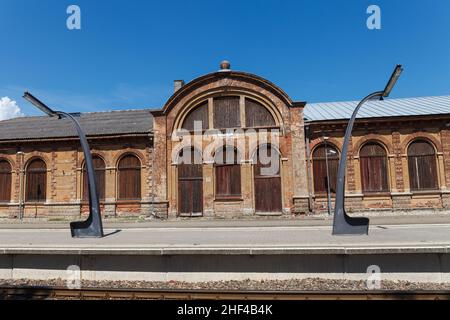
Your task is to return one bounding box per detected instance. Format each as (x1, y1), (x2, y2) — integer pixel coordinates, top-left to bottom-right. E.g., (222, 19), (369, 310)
(1, 62), (450, 219)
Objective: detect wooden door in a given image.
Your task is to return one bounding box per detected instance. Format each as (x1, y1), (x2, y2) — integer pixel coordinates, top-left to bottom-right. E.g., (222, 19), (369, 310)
(178, 149), (203, 216)
(254, 146), (282, 213)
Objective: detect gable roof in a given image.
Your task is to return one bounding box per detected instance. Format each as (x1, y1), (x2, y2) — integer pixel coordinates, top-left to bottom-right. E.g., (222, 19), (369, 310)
(0, 109), (154, 141)
(304, 95), (450, 122)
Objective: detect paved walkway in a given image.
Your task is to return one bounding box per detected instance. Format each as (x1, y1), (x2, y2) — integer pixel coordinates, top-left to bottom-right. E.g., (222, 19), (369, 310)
(0, 213), (450, 229)
(1, 222), (450, 255)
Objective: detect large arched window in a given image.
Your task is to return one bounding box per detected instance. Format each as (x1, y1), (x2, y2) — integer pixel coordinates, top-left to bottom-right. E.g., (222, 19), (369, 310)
(83, 156), (106, 201)
(360, 143), (389, 193)
(182, 101), (209, 131)
(312, 144), (339, 193)
(26, 158), (47, 202)
(0, 160), (12, 202)
(214, 146), (241, 198)
(408, 140), (438, 191)
(118, 154), (141, 200)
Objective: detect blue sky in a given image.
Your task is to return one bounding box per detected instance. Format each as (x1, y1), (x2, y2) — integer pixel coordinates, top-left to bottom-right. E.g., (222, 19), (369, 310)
(1, 0), (450, 116)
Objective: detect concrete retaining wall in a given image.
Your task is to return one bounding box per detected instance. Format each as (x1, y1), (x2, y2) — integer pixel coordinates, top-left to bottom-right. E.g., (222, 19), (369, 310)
(1, 252), (450, 283)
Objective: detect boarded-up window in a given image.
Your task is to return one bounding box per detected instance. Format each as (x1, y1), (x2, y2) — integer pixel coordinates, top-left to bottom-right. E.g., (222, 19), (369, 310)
(118, 154), (141, 200)
(26, 159), (47, 202)
(0, 160), (12, 202)
(215, 146), (241, 198)
(312, 145), (339, 194)
(360, 143), (389, 193)
(408, 140), (438, 191)
(213, 97), (240, 129)
(178, 148), (203, 215)
(182, 101), (209, 131)
(245, 98), (276, 127)
(83, 156), (106, 201)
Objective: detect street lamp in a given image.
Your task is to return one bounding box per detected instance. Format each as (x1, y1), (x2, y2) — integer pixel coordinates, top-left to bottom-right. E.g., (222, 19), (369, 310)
(23, 92), (104, 238)
(332, 65), (403, 235)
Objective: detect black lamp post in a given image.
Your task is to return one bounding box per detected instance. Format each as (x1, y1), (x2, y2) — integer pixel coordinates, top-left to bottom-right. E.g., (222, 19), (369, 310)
(332, 65), (403, 235)
(23, 92), (104, 238)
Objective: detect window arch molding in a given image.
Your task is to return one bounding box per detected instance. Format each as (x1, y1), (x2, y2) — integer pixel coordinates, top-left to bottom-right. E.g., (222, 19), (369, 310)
(173, 89), (283, 132)
(401, 134), (442, 154)
(354, 135), (393, 155)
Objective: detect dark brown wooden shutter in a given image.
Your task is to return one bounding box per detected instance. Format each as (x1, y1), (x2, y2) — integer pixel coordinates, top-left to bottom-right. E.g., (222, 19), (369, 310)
(83, 156), (106, 201)
(213, 97), (240, 129)
(408, 140), (438, 190)
(26, 159), (46, 202)
(245, 98), (276, 127)
(0, 160), (12, 202)
(118, 154), (141, 200)
(215, 147), (241, 197)
(178, 148), (203, 215)
(360, 143), (389, 192)
(182, 101), (209, 131)
(312, 145), (339, 193)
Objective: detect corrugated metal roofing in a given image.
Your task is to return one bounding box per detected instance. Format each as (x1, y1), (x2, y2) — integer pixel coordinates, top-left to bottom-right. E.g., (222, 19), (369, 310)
(0, 109), (153, 141)
(304, 95), (450, 122)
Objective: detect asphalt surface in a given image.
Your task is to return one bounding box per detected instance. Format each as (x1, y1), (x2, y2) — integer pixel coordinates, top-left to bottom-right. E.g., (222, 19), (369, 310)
(1, 222), (450, 252)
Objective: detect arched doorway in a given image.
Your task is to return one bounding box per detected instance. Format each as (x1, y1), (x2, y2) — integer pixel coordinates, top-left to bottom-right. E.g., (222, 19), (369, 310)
(178, 148), (203, 216)
(254, 145), (282, 213)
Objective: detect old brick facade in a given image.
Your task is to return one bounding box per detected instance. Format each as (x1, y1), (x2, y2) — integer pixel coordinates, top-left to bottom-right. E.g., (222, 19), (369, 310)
(1, 64), (450, 219)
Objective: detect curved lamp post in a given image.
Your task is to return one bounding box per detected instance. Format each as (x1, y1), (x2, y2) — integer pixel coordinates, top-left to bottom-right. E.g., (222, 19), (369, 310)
(332, 65), (403, 235)
(23, 92), (104, 238)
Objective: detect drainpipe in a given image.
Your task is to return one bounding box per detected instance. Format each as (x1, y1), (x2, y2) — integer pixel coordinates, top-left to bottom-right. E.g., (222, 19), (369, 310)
(304, 124), (314, 214)
(17, 151), (25, 220)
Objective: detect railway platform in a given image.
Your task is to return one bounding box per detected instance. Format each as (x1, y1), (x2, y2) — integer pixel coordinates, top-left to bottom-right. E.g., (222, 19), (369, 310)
(1, 220), (450, 284)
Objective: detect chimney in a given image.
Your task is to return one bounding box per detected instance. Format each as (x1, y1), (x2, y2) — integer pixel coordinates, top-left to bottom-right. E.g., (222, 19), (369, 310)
(174, 80), (185, 93)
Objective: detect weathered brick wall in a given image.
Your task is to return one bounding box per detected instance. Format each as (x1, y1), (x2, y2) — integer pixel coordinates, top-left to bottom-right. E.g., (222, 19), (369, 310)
(309, 119), (450, 213)
(0, 136), (157, 219)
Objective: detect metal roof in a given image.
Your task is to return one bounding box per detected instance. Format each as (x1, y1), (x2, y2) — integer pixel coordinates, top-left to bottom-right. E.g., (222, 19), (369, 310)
(0, 109), (153, 141)
(304, 95), (450, 122)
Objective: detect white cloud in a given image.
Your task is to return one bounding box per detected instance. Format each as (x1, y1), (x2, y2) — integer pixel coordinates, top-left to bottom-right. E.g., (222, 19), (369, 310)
(0, 96), (24, 121)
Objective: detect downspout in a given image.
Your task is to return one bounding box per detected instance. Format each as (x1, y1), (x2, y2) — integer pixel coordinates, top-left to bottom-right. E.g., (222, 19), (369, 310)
(304, 123), (314, 215)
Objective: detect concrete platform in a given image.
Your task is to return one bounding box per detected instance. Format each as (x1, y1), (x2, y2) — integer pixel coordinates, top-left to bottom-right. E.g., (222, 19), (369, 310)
(1, 223), (450, 283)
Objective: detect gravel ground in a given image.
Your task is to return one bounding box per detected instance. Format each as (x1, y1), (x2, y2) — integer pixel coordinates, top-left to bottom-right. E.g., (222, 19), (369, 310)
(1, 278), (450, 291)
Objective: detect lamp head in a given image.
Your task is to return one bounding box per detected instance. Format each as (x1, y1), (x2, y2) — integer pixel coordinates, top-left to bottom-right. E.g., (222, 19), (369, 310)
(382, 65), (403, 98)
(23, 92), (57, 117)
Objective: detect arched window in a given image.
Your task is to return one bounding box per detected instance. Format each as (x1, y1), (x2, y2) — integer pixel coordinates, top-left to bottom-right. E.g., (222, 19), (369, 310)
(0, 160), (12, 202)
(215, 146), (241, 198)
(213, 96), (241, 129)
(245, 98), (276, 127)
(312, 144), (339, 193)
(360, 143), (389, 193)
(408, 140), (438, 191)
(182, 101), (209, 131)
(83, 156), (106, 201)
(26, 159), (47, 202)
(118, 154), (141, 200)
